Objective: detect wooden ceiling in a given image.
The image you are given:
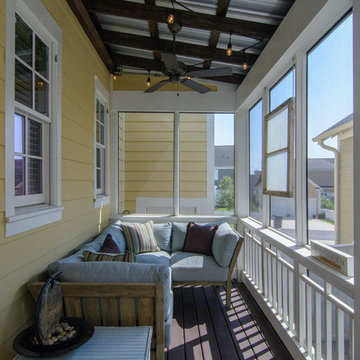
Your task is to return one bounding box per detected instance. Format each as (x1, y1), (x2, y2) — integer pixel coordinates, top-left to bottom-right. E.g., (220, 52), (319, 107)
(66, 0), (295, 85)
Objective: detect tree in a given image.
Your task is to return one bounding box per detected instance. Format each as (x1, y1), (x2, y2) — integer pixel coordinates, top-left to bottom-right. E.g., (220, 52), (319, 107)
(217, 176), (234, 210)
(321, 194), (334, 210)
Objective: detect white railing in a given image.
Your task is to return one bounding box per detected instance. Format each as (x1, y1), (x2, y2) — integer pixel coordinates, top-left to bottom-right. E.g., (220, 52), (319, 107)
(240, 219), (354, 360)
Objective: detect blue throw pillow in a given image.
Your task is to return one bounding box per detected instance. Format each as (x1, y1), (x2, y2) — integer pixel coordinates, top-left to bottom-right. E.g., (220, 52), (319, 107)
(153, 223), (172, 252)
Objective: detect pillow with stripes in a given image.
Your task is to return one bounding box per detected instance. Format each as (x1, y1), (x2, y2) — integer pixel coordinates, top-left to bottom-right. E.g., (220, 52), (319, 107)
(121, 220), (160, 254)
(83, 250), (135, 262)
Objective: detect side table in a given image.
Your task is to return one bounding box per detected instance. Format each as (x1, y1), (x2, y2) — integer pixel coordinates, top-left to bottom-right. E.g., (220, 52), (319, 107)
(15, 326), (152, 360)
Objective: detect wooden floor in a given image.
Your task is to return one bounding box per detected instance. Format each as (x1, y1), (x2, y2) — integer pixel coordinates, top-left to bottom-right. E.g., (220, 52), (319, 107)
(165, 283), (293, 360)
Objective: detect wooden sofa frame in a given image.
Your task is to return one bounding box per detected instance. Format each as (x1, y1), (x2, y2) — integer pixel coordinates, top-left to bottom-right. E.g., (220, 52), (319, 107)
(28, 282), (165, 360)
(173, 232), (244, 308)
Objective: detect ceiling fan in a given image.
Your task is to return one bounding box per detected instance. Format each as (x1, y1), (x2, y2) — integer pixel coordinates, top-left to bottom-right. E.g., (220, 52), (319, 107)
(144, 21), (233, 94)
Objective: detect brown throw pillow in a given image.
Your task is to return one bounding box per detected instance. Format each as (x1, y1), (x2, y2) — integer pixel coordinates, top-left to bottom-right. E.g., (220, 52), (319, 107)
(99, 234), (121, 254)
(183, 222), (218, 256)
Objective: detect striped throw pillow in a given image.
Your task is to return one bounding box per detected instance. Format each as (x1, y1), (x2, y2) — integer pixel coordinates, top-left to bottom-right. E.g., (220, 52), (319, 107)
(121, 221), (159, 254)
(83, 250), (135, 262)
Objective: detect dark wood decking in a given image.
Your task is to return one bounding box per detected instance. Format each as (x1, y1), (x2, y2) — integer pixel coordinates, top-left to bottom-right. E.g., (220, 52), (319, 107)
(166, 283), (293, 360)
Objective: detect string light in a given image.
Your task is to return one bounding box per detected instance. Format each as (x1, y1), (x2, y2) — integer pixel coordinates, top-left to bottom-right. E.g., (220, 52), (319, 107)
(146, 71), (151, 87)
(226, 31), (232, 57)
(167, 13), (175, 24)
(242, 50), (247, 70)
(187, 75), (191, 80)
(113, 74), (117, 80)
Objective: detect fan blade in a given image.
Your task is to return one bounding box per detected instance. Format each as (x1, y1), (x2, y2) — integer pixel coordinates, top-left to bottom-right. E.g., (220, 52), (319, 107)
(162, 52), (178, 72)
(181, 79), (212, 94)
(187, 67), (233, 78)
(144, 79), (170, 93)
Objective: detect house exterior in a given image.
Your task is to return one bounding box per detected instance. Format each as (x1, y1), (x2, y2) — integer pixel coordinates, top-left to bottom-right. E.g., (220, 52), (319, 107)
(313, 114), (353, 244)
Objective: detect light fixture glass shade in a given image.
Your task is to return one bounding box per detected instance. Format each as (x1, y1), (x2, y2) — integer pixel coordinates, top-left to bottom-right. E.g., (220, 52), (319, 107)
(146, 76), (151, 87)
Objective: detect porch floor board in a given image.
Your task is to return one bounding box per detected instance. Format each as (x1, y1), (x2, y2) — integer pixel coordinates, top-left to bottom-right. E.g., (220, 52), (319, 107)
(166, 283), (293, 360)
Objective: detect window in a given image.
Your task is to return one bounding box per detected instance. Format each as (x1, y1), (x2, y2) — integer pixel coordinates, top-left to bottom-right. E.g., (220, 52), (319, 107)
(123, 112), (174, 214)
(249, 100), (263, 221)
(268, 69), (296, 237)
(179, 113), (234, 215)
(94, 78), (110, 208)
(307, 12), (353, 245)
(5, 0), (62, 237)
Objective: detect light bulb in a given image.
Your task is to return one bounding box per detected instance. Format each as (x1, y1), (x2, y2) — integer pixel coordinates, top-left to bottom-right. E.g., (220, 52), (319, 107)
(242, 61), (248, 70)
(167, 13), (175, 24)
(226, 43), (232, 57)
(146, 76), (151, 87)
(113, 74), (117, 80)
(187, 75), (191, 80)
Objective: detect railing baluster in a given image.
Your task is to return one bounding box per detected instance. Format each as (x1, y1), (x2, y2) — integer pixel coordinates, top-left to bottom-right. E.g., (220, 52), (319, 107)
(337, 308), (345, 360)
(289, 270), (294, 333)
(306, 284), (313, 357)
(314, 291), (321, 360)
(325, 283), (332, 360)
(283, 266), (288, 327)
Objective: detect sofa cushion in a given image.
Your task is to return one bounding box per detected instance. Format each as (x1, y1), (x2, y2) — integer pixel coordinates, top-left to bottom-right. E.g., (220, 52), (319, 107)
(99, 234), (122, 254)
(91, 222), (126, 253)
(49, 262), (173, 322)
(183, 222), (218, 255)
(170, 251), (228, 282)
(136, 251), (171, 267)
(153, 222), (172, 252)
(171, 222), (188, 252)
(212, 223), (239, 267)
(83, 251), (135, 262)
(121, 221), (160, 254)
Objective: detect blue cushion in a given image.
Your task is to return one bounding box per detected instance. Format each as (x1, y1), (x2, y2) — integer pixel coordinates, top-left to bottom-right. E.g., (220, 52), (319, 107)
(153, 222), (172, 252)
(91, 222), (126, 253)
(170, 251), (228, 282)
(171, 222), (188, 251)
(136, 251), (170, 266)
(212, 223), (239, 267)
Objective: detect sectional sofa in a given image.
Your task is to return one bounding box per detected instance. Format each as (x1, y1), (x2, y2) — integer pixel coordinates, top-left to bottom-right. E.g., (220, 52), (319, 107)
(48, 220), (244, 349)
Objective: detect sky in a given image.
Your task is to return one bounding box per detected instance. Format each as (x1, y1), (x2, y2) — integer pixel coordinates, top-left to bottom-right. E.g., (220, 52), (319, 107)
(214, 113), (234, 145)
(249, 13), (353, 173)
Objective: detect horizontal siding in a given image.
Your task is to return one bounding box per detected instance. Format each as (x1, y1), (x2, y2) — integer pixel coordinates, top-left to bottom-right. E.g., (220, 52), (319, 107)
(0, 0), (110, 357)
(124, 113), (208, 213)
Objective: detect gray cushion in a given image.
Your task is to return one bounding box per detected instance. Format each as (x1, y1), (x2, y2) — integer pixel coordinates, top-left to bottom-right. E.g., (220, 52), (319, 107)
(171, 222), (188, 251)
(136, 251), (171, 266)
(153, 223), (172, 252)
(170, 251), (228, 282)
(91, 222), (126, 253)
(212, 223), (239, 267)
(48, 261), (173, 322)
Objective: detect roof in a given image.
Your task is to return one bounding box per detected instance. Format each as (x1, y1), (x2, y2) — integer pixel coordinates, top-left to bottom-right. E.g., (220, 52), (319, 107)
(313, 113), (353, 142)
(67, 0), (295, 86)
(307, 158), (334, 171)
(308, 159), (334, 189)
(215, 145), (234, 167)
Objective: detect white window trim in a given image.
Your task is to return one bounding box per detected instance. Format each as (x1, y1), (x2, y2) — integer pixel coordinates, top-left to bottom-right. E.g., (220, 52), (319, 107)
(94, 76), (110, 208)
(5, 0), (62, 237)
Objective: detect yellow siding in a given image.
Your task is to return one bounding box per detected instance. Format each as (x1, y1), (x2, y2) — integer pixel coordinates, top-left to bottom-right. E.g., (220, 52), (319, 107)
(124, 113), (208, 213)
(180, 113), (207, 198)
(339, 136), (353, 244)
(0, 0), (111, 357)
(118, 113), (125, 212)
(124, 113), (174, 213)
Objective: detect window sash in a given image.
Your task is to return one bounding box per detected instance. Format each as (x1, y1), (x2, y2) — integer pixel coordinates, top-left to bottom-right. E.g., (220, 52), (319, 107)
(263, 97), (295, 197)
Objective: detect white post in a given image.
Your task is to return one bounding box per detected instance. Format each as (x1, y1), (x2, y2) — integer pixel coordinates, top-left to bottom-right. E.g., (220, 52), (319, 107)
(353, 1), (360, 358)
(173, 111), (180, 216)
(295, 51), (308, 246)
(262, 88), (270, 227)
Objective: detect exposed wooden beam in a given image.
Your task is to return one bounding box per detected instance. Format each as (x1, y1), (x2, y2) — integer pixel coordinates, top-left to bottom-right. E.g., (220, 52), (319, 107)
(83, 0), (276, 40)
(66, 0), (113, 71)
(102, 30), (257, 67)
(113, 54), (244, 84)
(204, 0), (230, 69)
(145, 0), (161, 61)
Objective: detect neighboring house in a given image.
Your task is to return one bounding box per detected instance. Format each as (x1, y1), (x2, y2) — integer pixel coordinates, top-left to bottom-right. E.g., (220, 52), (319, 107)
(214, 145), (234, 186)
(313, 114), (353, 244)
